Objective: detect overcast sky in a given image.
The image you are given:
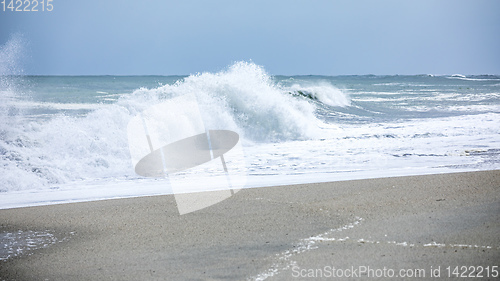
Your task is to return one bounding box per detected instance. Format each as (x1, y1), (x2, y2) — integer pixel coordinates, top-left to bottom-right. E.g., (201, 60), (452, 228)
(1, 0), (499, 75)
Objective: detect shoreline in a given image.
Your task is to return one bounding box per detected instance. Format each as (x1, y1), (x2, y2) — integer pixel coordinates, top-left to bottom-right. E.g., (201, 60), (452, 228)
(1, 170), (499, 280)
(0, 167), (489, 210)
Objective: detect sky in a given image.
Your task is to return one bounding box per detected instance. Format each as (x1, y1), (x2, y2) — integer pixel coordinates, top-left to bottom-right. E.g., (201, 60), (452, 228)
(1, 0), (499, 75)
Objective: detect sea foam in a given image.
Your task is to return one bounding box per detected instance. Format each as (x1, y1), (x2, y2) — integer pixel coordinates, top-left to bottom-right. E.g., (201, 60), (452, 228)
(1, 60), (349, 192)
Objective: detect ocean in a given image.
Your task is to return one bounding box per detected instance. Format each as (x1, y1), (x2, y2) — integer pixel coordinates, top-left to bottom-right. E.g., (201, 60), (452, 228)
(1, 61), (499, 209)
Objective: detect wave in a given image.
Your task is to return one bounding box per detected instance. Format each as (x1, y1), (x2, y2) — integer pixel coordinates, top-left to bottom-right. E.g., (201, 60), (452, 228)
(117, 62), (350, 142)
(447, 74), (500, 81)
(285, 82), (350, 107)
(1, 61), (349, 192)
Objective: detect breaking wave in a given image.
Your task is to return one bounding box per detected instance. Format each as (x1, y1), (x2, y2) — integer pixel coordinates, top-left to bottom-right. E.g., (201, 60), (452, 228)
(0, 60), (349, 191)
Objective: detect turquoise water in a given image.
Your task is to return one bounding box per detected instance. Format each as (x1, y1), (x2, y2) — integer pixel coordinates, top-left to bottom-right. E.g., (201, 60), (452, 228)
(1, 63), (499, 203)
(9, 73), (500, 121)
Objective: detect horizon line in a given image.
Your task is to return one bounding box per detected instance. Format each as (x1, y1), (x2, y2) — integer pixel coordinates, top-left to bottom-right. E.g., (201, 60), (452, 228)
(3, 73), (500, 77)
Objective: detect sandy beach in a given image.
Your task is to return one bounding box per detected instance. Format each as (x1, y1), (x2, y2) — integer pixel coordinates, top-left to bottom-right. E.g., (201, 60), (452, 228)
(1, 170), (499, 280)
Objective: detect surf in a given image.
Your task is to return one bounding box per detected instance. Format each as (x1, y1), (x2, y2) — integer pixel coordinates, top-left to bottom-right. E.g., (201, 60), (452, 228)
(1, 61), (350, 193)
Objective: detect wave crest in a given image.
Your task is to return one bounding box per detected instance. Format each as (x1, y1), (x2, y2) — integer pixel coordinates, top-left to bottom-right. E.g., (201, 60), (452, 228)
(119, 61), (328, 142)
(1, 61), (341, 192)
(286, 82), (351, 107)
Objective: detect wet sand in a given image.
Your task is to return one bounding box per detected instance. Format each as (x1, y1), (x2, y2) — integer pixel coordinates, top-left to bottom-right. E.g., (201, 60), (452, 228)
(1, 170), (499, 280)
